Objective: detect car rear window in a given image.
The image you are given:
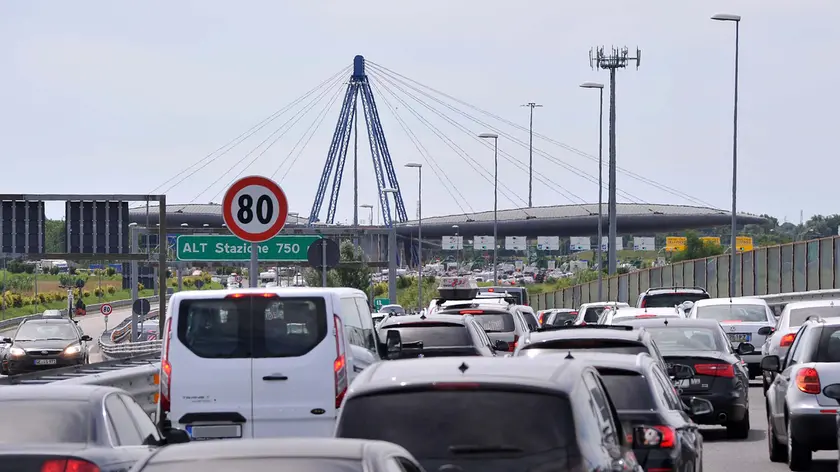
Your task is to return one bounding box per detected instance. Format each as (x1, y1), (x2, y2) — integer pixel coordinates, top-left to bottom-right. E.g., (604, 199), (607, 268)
(177, 296), (327, 358)
(816, 326), (840, 362)
(644, 327), (726, 352)
(380, 324), (472, 348)
(479, 289), (524, 305)
(0, 400), (89, 443)
(337, 389), (574, 462)
(695, 304), (768, 322)
(642, 292), (709, 308)
(518, 339), (648, 356)
(142, 458), (363, 472)
(549, 312), (577, 325)
(445, 311), (515, 333)
(789, 306), (840, 327)
(597, 369), (656, 410)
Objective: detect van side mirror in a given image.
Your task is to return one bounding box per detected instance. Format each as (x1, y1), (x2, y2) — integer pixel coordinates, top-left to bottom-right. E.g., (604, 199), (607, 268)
(686, 397), (713, 417)
(564, 320), (573, 326)
(385, 330), (402, 359)
(80, 335), (92, 342)
(1, 337), (11, 344)
(161, 427), (191, 444)
(669, 364), (694, 380)
(737, 342), (755, 355)
(757, 326), (774, 336)
(760, 355), (781, 373)
(493, 340), (510, 352)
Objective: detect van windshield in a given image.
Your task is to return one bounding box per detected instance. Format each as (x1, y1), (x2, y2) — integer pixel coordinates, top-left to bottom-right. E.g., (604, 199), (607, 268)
(337, 389), (574, 472)
(177, 296), (328, 358)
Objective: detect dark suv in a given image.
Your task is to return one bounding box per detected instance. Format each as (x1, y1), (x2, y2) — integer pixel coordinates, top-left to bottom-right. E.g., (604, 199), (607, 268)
(336, 356), (654, 472)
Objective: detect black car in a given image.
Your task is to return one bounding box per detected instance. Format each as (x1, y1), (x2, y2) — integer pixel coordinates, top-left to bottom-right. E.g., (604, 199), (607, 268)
(336, 356), (647, 472)
(1, 317), (92, 375)
(377, 313), (509, 358)
(129, 438), (425, 472)
(514, 325), (668, 371)
(0, 385), (189, 470)
(618, 318), (754, 439)
(571, 351), (711, 471)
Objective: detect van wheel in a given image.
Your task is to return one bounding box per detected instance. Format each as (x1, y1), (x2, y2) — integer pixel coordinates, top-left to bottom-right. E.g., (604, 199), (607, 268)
(726, 410), (750, 439)
(766, 408), (786, 462)
(787, 417), (812, 471)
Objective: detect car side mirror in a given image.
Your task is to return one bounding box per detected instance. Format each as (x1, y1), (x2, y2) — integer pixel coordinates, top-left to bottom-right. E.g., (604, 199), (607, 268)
(632, 426), (664, 448)
(1, 337), (11, 344)
(385, 330), (402, 359)
(686, 397), (713, 417)
(760, 355), (781, 373)
(757, 326), (774, 336)
(161, 427), (191, 444)
(564, 320), (573, 326)
(80, 335), (92, 342)
(823, 384), (840, 404)
(670, 364), (695, 380)
(493, 340), (510, 352)
(737, 342), (755, 355)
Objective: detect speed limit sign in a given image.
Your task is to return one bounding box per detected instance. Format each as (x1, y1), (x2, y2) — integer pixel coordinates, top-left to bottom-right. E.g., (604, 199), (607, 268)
(100, 303), (112, 317)
(222, 176), (289, 243)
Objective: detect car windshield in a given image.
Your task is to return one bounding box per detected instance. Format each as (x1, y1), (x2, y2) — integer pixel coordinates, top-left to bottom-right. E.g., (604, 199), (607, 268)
(15, 321), (77, 341)
(0, 400), (89, 443)
(645, 327), (725, 352)
(380, 324), (472, 348)
(643, 293), (709, 308)
(337, 389), (574, 471)
(789, 306), (840, 327)
(142, 458), (363, 472)
(695, 304), (768, 322)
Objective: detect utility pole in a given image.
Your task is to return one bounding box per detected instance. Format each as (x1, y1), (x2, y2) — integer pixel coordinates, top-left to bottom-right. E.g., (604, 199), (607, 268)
(589, 46), (641, 275)
(521, 102), (542, 208)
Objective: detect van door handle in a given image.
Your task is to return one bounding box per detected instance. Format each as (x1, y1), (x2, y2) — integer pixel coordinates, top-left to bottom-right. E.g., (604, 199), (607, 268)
(263, 375), (289, 381)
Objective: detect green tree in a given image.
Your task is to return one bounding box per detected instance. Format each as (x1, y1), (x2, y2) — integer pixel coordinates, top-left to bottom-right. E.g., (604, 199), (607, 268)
(45, 219), (66, 253)
(670, 231), (725, 262)
(302, 240), (372, 292)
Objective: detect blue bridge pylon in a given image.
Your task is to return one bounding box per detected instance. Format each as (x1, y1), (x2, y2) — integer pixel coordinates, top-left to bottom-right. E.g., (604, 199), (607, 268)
(308, 55), (408, 227)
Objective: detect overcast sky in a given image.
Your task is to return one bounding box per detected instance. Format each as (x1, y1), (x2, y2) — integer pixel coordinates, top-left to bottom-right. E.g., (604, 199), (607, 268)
(2, 0), (836, 225)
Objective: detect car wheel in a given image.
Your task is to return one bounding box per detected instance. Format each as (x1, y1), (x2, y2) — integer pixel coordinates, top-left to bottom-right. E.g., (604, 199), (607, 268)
(786, 416), (812, 471)
(766, 407), (786, 462)
(726, 409), (750, 439)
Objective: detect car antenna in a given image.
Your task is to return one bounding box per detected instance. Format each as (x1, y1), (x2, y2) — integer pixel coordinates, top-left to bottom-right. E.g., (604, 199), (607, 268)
(565, 351), (574, 359)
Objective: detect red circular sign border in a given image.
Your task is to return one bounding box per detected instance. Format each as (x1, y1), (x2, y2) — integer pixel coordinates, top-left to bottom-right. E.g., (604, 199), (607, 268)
(100, 303), (112, 315)
(222, 176), (289, 243)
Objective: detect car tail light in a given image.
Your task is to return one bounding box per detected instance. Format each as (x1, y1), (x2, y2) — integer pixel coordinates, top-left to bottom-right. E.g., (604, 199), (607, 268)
(694, 363), (735, 378)
(538, 313), (545, 324)
(640, 299), (647, 308)
(780, 333), (796, 347)
(160, 316), (173, 414)
(635, 314), (656, 318)
(635, 425), (676, 448)
(41, 459), (100, 472)
(510, 334), (518, 352)
(570, 311), (578, 315)
(796, 367), (821, 394)
(580, 321), (587, 326)
(460, 310), (484, 314)
(487, 288), (495, 292)
(225, 293), (277, 299)
(334, 315), (348, 408)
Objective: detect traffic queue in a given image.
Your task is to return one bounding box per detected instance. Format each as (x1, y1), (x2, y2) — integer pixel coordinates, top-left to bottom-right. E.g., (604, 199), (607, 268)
(2, 278), (840, 472)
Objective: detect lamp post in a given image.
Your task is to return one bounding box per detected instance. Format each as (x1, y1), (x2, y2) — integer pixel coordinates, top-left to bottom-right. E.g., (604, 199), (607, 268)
(405, 163), (423, 310)
(712, 12), (741, 298)
(382, 188), (398, 303)
(580, 81), (605, 301)
(478, 132), (499, 284)
(360, 203), (375, 307)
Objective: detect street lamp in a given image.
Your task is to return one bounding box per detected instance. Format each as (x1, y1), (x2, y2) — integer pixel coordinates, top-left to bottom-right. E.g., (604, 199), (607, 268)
(478, 132), (499, 284)
(359, 203), (376, 307)
(580, 81), (605, 301)
(405, 163), (423, 310)
(382, 188), (399, 303)
(712, 12), (741, 298)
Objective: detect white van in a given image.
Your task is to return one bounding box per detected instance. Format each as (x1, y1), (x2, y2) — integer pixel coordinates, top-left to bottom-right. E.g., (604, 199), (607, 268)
(158, 287), (381, 440)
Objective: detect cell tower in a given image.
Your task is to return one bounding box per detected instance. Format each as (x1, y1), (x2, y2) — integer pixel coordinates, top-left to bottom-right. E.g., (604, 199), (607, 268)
(308, 55), (407, 227)
(589, 46), (640, 275)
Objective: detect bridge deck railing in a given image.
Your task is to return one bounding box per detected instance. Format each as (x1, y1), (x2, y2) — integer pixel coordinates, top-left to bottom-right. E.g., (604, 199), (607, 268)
(531, 235), (840, 310)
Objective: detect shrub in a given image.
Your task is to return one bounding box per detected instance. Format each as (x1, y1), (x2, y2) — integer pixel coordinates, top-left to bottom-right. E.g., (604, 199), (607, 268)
(106, 267), (116, 276)
(83, 290), (91, 298)
(137, 283), (145, 292)
(107, 285), (116, 295)
(93, 287), (104, 297)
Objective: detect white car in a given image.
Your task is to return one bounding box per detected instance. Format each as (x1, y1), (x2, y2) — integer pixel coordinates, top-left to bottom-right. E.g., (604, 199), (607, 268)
(572, 302), (630, 325)
(686, 297), (775, 379)
(158, 287), (381, 440)
(598, 306), (683, 325)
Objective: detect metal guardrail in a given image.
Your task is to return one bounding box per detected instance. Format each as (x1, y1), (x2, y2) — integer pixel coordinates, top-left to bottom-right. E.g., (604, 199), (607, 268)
(54, 361), (161, 418)
(745, 289), (840, 307)
(0, 295), (169, 333)
(99, 311), (162, 360)
(0, 353), (159, 385)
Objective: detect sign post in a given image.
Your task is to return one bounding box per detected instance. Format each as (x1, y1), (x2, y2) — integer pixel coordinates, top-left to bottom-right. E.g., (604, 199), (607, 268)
(222, 176), (290, 289)
(100, 303), (112, 331)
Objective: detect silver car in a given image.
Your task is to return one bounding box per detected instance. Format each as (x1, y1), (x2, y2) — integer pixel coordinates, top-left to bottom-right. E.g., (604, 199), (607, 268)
(687, 297), (776, 380)
(759, 299), (840, 391)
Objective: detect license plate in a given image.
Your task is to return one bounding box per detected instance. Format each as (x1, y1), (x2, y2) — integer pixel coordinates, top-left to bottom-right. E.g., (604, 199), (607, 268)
(185, 424), (242, 440)
(34, 359), (57, 365)
(728, 333), (750, 343)
(674, 378), (701, 388)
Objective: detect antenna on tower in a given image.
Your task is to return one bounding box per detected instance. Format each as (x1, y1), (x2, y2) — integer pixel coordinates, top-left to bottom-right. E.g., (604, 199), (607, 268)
(589, 46), (642, 71)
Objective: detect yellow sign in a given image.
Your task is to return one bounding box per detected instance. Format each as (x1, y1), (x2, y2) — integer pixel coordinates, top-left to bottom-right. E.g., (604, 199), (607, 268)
(736, 236), (754, 252)
(700, 237), (721, 246)
(665, 236), (687, 252)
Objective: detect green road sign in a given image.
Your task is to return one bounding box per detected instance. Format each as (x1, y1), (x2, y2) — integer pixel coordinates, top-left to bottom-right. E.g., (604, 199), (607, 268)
(176, 235), (321, 262)
(373, 298), (390, 310)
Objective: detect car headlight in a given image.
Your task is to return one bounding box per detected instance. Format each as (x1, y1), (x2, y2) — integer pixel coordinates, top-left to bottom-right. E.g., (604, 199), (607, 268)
(63, 344), (82, 355)
(8, 347), (25, 357)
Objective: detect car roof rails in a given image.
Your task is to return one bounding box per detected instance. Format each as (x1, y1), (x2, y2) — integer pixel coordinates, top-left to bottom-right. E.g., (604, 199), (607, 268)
(537, 324), (635, 332)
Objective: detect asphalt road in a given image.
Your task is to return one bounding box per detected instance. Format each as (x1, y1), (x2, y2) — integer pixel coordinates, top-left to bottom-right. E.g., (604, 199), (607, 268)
(0, 306), (133, 364)
(702, 381), (838, 471)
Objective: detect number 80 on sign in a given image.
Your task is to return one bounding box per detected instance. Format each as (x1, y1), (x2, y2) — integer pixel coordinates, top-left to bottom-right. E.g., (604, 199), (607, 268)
(222, 176), (290, 243)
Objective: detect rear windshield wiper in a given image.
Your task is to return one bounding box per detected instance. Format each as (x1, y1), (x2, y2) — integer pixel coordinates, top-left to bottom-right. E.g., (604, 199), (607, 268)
(449, 444), (524, 454)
